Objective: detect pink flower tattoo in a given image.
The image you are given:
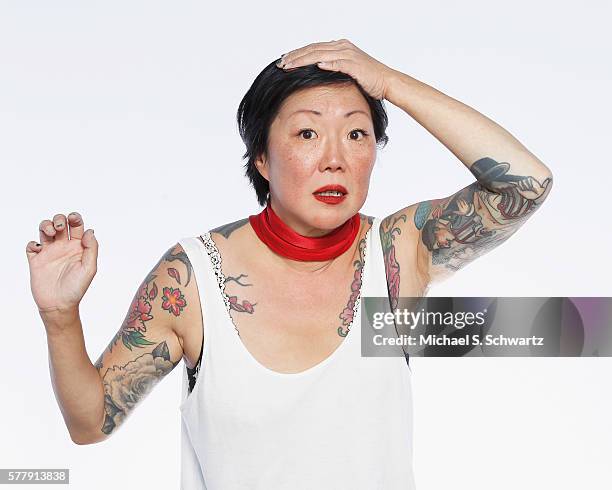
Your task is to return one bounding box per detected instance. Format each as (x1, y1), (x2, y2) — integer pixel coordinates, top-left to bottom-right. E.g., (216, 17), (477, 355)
(126, 284), (154, 333)
(161, 287), (187, 316)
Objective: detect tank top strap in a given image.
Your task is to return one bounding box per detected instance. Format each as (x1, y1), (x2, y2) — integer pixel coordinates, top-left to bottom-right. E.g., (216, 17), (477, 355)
(177, 234), (246, 400)
(195, 232), (254, 347)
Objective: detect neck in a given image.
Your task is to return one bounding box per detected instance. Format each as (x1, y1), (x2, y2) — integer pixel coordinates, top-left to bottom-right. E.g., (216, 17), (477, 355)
(275, 254), (338, 274)
(266, 224), (363, 274)
(248, 198), (363, 271)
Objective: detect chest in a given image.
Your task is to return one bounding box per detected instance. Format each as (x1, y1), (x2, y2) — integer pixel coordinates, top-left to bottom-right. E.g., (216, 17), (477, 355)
(210, 239), (367, 374)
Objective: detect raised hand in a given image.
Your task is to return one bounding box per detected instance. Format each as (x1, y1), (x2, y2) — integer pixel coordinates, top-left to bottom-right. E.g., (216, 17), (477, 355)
(276, 39), (396, 101)
(26, 212), (98, 313)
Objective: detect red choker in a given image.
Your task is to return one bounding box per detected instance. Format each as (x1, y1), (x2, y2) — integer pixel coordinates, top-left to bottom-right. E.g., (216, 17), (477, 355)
(248, 204), (361, 262)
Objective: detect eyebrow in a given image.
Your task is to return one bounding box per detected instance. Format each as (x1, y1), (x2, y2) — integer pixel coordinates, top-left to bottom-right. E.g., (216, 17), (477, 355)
(288, 109), (369, 118)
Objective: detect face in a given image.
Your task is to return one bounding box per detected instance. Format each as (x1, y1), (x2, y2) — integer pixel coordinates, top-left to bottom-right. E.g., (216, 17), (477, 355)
(255, 83), (377, 236)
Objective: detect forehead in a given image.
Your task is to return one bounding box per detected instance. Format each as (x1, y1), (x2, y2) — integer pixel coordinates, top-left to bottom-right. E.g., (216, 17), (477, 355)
(276, 84), (371, 120)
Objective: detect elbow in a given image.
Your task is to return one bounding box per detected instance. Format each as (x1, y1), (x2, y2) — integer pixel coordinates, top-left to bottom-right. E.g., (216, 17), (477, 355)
(542, 164), (554, 183)
(70, 433), (108, 446)
(69, 432), (92, 445)
(70, 435), (93, 446)
(542, 171), (554, 199)
(531, 164), (554, 203)
(540, 161), (554, 187)
(69, 426), (109, 446)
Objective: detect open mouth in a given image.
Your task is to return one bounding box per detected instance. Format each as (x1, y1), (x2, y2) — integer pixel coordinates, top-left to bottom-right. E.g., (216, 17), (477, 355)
(312, 185), (348, 196)
(312, 185), (348, 204)
(313, 190), (345, 197)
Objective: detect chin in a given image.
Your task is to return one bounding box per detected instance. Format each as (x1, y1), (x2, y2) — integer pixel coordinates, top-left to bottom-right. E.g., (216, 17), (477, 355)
(308, 205), (359, 230)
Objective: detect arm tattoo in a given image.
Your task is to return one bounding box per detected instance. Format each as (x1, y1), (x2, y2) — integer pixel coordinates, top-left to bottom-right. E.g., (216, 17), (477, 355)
(111, 279), (157, 351)
(100, 341), (179, 435)
(161, 248), (193, 287)
(414, 156), (552, 273)
(94, 356), (103, 371)
(381, 214), (406, 311)
(161, 287), (187, 316)
(109, 245), (194, 351)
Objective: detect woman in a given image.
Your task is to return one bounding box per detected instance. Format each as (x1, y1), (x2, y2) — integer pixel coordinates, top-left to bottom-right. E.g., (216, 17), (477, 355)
(26, 39), (553, 489)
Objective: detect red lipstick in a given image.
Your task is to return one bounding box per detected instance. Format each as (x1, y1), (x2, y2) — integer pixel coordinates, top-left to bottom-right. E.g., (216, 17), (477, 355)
(312, 185), (348, 205)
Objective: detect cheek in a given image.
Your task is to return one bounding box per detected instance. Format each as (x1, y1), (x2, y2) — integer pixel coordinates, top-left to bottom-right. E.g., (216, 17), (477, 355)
(353, 152), (376, 188)
(268, 149), (315, 199)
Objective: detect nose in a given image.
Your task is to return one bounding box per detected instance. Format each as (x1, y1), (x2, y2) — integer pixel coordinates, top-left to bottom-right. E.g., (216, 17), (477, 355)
(318, 138), (347, 173)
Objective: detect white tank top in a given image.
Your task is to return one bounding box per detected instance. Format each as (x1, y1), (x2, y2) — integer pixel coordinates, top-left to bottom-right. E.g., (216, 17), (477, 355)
(177, 217), (416, 489)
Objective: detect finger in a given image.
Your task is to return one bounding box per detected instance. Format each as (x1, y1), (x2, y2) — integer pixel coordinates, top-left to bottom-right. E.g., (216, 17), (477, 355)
(39, 219), (56, 244)
(52, 213), (68, 241)
(313, 58), (352, 73)
(281, 47), (349, 67)
(67, 211), (85, 240)
(26, 240), (42, 260)
(81, 229), (98, 273)
(282, 39), (343, 58)
(281, 41), (346, 66)
(282, 50), (352, 70)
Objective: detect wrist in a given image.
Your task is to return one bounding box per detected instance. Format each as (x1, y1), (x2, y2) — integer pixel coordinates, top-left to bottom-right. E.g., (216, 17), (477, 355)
(40, 305), (81, 333)
(383, 68), (408, 103)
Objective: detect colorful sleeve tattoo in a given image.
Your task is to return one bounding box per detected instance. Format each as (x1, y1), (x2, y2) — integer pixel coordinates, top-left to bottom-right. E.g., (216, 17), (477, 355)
(415, 156), (552, 277)
(92, 244), (194, 436)
(104, 245), (194, 352)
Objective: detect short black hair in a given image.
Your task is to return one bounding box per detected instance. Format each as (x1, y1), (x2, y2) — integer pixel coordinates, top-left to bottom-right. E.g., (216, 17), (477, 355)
(237, 59), (390, 206)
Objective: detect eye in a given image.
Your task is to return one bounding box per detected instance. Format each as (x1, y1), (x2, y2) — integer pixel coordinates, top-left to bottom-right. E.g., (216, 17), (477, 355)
(349, 129), (369, 140)
(297, 128), (370, 141)
(298, 128), (317, 140)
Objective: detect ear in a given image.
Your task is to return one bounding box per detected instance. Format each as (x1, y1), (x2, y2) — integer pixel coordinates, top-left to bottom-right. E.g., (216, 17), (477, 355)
(254, 153), (270, 181)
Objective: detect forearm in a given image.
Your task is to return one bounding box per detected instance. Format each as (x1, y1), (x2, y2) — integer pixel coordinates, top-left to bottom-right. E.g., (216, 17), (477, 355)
(383, 69), (553, 184)
(42, 308), (106, 444)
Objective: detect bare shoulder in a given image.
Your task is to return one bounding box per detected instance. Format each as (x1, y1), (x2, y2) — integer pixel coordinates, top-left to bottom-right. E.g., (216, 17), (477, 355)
(210, 217), (251, 240)
(162, 242), (204, 369)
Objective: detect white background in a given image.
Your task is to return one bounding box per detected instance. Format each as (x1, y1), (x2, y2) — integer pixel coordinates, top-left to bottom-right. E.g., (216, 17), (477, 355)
(2, 1), (611, 488)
